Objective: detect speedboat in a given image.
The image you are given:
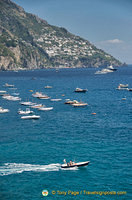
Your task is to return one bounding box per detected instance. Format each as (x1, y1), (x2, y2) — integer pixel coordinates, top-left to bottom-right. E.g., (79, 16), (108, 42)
(0, 107), (9, 113)
(21, 115), (40, 119)
(61, 160), (90, 168)
(74, 88), (87, 93)
(18, 108), (34, 115)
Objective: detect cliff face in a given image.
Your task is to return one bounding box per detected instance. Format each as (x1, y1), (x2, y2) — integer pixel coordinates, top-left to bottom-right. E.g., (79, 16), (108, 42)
(0, 0), (122, 70)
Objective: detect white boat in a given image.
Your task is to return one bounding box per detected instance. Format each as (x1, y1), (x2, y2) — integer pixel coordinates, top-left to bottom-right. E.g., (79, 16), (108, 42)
(64, 99), (79, 104)
(72, 102), (88, 107)
(0, 91), (7, 95)
(4, 83), (14, 87)
(12, 93), (19, 96)
(95, 68), (113, 74)
(107, 65), (117, 71)
(50, 99), (62, 101)
(38, 95), (50, 99)
(21, 115), (40, 119)
(32, 92), (50, 99)
(74, 88), (87, 93)
(18, 108), (34, 115)
(119, 84), (128, 88)
(116, 84), (129, 90)
(2, 95), (21, 101)
(61, 160), (90, 168)
(38, 107), (53, 111)
(0, 107), (9, 113)
(44, 85), (52, 89)
(31, 104), (43, 109)
(20, 101), (35, 106)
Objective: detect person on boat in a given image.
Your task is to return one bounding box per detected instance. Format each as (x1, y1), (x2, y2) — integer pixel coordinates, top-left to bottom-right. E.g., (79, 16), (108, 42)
(63, 159), (66, 164)
(70, 160), (73, 166)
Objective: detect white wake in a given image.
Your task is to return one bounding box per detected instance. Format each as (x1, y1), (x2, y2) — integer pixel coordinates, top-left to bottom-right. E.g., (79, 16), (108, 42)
(0, 163), (61, 176)
(0, 162), (78, 176)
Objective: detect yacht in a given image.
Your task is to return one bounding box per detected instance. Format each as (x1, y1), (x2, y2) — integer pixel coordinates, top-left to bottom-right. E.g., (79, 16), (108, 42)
(95, 68), (113, 74)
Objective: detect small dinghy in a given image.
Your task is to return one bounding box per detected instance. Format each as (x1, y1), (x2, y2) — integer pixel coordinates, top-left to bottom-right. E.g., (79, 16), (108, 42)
(61, 159), (90, 168)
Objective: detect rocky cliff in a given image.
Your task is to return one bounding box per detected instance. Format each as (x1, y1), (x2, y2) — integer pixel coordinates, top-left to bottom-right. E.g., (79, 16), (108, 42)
(0, 0), (122, 70)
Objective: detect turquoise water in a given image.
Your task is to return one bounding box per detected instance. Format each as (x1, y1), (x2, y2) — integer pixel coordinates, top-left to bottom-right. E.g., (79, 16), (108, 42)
(0, 66), (131, 200)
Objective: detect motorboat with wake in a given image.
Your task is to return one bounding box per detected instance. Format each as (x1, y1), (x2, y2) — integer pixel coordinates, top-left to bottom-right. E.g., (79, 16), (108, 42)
(61, 159), (90, 168)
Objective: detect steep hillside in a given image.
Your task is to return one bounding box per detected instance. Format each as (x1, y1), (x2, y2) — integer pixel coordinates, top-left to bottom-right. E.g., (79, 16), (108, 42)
(0, 0), (122, 70)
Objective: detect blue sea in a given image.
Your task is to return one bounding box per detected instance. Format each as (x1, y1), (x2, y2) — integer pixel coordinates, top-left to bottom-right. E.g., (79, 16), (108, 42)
(0, 66), (131, 200)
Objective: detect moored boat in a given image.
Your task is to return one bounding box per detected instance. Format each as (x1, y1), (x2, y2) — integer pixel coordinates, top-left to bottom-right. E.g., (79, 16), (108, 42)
(44, 85), (52, 89)
(74, 88), (87, 93)
(116, 84), (129, 90)
(107, 65), (117, 71)
(18, 108), (34, 115)
(50, 98), (62, 101)
(0, 91), (7, 96)
(0, 107), (9, 113)
(72, 102), (88, 107)
(21, 115), (40, 119)
(38, 107), (53, 111)
(31, 104), (43, 108)
(95, 68), (113, 74)
(64, 99), (79, 104)
(20, 101), (35, 106)
(4, 83), (14, 87)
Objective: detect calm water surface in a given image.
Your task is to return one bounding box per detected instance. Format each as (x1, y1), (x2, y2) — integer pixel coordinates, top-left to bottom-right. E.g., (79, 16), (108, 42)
(0, 66), (132, 200)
